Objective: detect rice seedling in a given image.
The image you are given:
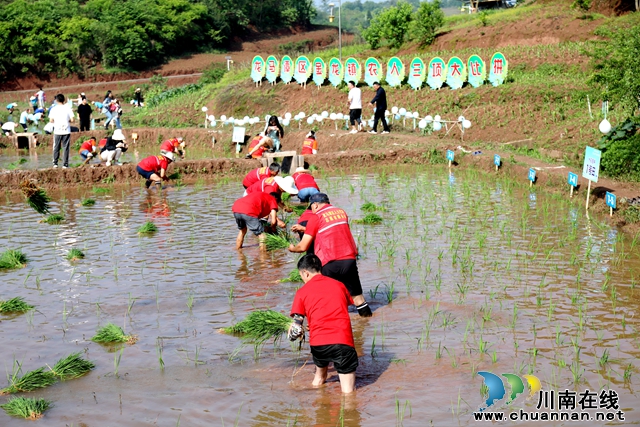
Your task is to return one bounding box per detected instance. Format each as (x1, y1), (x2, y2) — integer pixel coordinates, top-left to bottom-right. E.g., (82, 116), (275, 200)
(289, 204), (308, 216)
(66, 248), (85, 261)
(20, 180), (50, 214)
(0, 397), (52, 420)
(137, 221), (158, 234)
(361, 202), (385, 212)
(279, 268), (302, 283)
(264, 232), (294, 251)
(0, 367), (56, 395)
(598, 349), (610, 367)
(623, 364), (633, 381)
(91, 323), (137, 344)
(353, 213), (383, 225)
(92, 187), (111, 195)
(48, 353), (95, 380)
(81, 198), (96, 206)
(0, 297), (34, 313)
(0, 249), (28, 270)
(43, 214), (64, 224)
(221, 310), (292, 344)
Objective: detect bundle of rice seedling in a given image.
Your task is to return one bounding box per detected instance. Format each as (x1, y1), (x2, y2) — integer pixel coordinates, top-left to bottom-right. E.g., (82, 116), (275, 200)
(0, 250), (28, 270)
(137, 221), (158, 234)
(66, 248), (85, 261)
(48, 353), (95, 380)
(279, 268), (302, 283)
(264, 231), (294, 251)
(92, 187), (111, 195)
(0, 368), (56, 395)
(290, 205), (308, 216)
(167, 172), (181, 180)
(20, 180), (50, 215)
(43, 214), (64, 224)
(91, 323), (137, 344)
(353, 213), (383, 225)
(221, 310), (292, 344)
(281, 192), (291, 202)
(361, 202), (385, 212)
(1, 397), (52, 420)
(0, 297), (34, 313)
(81, 198), (96, 206)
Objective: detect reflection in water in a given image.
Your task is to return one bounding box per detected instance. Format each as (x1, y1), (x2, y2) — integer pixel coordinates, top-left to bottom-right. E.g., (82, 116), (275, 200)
(313, 390), (361, 427)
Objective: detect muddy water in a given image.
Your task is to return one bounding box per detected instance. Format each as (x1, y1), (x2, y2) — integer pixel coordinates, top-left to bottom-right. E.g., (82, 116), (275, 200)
(0, 167), (639, 426)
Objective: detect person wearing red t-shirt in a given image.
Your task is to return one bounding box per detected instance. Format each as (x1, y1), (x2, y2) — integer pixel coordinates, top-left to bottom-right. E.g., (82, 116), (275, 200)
(288, 254), (357, 393)
(244, 175), (298, 198)
(245, 135), (273, 159)
(292, 167), (320, 202)
(242, 163), (280, 189)
(160, 137), (186, 159)
(301, 131), (318, 155)
(79, 136), (98, 164)
(288, 193), (372, 317)
(232, 191), (285, 249)
(293, 205), (315, 255)
(136, 152), (174, 189)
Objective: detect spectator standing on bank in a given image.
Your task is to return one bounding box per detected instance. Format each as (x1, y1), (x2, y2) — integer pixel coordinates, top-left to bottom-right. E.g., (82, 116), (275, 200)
(369, 82), (390, 134)
(103, 91), (114, 129)
(77, 98), (92, 132)
(49, 93), (74, 169)
(347, 81), (362, 134)
(133, 88), (144, 107)
(36, 88), (45, 108)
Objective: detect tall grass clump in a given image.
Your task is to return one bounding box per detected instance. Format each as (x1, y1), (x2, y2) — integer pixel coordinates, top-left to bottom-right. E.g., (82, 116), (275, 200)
(0, 297), (34, 313)
(43, 214), (64, 224)
(221, 310), (292, 344)
(66, 249), (85, 261)
(0, 368), (56, 395)
(354, 213), (383, 224)
(137, 221), (158, 234)
(279, 268), (302, 283)
(20, 180), (50, 214)
(1, 397), (52, 420)
(91, 323), (137, 344)
(48, 353), (95, 380)
(0, 250), (28, 270)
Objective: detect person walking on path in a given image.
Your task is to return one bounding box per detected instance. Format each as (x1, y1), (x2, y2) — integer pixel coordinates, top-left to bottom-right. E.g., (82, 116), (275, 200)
(232, 191), (285, 249)
(288, 193), (373, 317)
(347, 81), (362, 134)
(288, 254), (358, 394)
(136, 152), (174, 189)
(49, 94), (74, 169)
(369, 82), (390, 134)
(292, 167), (320, 202)
(77, 98), (93, 132)
(242, 163), (280, 189)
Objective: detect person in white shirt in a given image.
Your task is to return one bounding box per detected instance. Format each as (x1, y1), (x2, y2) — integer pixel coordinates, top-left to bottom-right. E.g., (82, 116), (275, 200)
(36, 88), (45, 108)
(19, 108), (30, 131)
(1, 121), (16, 136)
(49, 94), (74, 169)
(347, 81), (363, 134)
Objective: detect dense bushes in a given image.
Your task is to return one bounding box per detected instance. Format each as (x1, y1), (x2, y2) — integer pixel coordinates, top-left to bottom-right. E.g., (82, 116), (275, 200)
(0, 0), (316, 80)
(601, 134), (640, 180)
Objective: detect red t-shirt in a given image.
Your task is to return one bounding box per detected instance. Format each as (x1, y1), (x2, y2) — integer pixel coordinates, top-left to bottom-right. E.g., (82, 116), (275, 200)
(138, 155), (168, 173)
(245, 177), (280, 195)
(301, 137), (317, 155)
(292, 172), (319, 191)
(79, 140), (95, 154)
(290, 274), (354, 347)
(242, 167), (271, 188)
(297, 209), (315, 225)
(98, 138), (107, 148)
(304, 204), (357, 264)
(160, 138), (179, 152)
(232, 192), (278, 218)
(248, 136), (266, 158)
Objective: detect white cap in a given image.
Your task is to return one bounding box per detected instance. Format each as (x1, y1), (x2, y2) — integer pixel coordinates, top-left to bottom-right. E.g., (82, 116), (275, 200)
(274, 176), (298, 195)
(164, 152), (175, 161)
(112, 129), (126, 140)
(295, 167), (307, 173)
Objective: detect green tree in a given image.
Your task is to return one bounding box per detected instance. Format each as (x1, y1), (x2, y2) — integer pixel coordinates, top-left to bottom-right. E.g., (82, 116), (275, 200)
(362, 0), (413, 49)
(413, 0), (444, 46)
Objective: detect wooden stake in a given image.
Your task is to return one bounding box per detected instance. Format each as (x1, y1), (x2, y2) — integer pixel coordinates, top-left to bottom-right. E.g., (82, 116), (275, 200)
(585, 180), (592, 210)
(495, 164), (498, 172)
(610, 206), (613, 217)
(448, 160), (452, 168)
(570, 185), (574, 198)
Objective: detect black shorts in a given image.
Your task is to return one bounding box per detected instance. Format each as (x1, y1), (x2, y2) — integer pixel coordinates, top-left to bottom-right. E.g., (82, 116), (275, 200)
(321, 259), (363, 297)
(311, 344), (358, 374)
(233, 212), (264, 235)
(349, 109), (362, 125)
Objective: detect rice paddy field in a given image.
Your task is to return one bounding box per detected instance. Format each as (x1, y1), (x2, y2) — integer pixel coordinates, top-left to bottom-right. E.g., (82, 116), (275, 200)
(0, 165), (639, 426)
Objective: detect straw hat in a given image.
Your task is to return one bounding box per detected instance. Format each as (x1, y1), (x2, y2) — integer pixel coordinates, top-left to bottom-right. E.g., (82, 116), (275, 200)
(274, 176), (298, 194)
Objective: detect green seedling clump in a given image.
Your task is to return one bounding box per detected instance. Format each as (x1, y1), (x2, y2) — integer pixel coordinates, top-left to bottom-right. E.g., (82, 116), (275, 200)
(43, 214), (64, 224)
(81, 198), (96, 206)
(91, 322), (137, 344)
(66, 248), (85, 261)
(0, 250), (28, 270)
(279, 268), (302, 283)
(0, 368), (56, 395)
(92, 187), (111, 195)
(281, 192), (291, 202)
(361, 202), (385, 212)
(49, 353), (95, 380)
(137, 221), (158, 234)
(264, 232), (294, 251)
(167, 172), (181, 180)
(290, 205), (308, 216)
(221, 309), (292, 344)
(354, 213), (383, 224)
(0, 397), (52, 420)
(0, 297), (34, 313)
(20, 180), (50, 214)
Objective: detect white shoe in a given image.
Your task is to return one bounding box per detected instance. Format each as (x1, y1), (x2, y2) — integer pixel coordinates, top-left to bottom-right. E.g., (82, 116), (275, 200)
(381, 131), (390, 134)
(115, 162), (123, 166)
(349, 129), (358, 134)
(52, 164), (58, 168)
(106, 161), (111, 166)
(62, 166), (68, 169)
(368, 130), (377, 134)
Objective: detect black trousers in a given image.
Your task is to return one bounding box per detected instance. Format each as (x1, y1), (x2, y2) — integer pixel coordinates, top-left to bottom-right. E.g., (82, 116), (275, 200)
(373, 110), (389, 132)
(79, 120), (90, 131)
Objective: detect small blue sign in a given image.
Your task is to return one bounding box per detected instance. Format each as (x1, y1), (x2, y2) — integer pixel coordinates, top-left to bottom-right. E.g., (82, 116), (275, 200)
(494, 154), (501, 167)
(567, 172), (578, 187)
(528, 168), (536, 182)
(446, 150), (455, 162)
(606, 192), (616, 209)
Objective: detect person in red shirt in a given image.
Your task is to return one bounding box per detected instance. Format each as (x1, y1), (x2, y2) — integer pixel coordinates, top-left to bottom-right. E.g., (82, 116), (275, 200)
(242, 163), (280, 189)
(288, 254), (357, 393)
(79, 137), (98, 165)
(292, 167), (320, 202)
(289, 193), (372, 317)
(160, 137), (186, 159)
(245, 176), (298, 198)
(232, 191), (285, 249)
(136, 152), (174, 189)
(301, 131), (318, 155)
(245, 135), (273, 159)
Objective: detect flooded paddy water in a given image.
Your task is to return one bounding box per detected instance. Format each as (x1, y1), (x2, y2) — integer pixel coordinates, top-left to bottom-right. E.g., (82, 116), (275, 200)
(0, 165), (639, 426)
